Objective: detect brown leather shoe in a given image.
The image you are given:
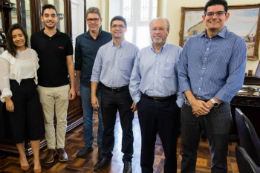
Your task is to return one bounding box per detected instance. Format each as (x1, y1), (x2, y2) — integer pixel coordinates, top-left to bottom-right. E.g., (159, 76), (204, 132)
(57, 148), (68, 162)
(45, 149), (56, 163)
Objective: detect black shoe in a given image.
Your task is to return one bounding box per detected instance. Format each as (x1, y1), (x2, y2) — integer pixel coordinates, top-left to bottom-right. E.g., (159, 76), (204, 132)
(94, 158), (111, 171)
(76, 146), (93, 158)
(123, 161), (132, 173)
(98, 148), (103, 160)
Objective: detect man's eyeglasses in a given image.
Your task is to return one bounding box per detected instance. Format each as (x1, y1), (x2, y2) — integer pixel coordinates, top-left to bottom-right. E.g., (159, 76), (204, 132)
(86, 18), (100, 23)
(204, 11), (226, 17)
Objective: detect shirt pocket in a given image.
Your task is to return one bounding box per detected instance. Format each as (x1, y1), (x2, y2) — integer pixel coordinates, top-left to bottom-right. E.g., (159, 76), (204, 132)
(119, 58), (133, 71)
(162, 63), (175, 78)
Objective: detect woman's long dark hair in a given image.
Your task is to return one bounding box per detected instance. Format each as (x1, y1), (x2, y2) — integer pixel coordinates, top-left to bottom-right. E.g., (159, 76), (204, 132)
(6, 24), (28, 57)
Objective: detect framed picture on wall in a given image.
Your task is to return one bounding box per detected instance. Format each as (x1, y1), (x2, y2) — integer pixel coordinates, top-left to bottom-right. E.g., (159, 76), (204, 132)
(179, 4), (260, 61)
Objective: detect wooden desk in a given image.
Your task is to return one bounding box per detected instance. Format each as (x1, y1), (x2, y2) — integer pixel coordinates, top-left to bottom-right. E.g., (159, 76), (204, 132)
(229, 76), (260, 141)
(230, 90), (260, 141)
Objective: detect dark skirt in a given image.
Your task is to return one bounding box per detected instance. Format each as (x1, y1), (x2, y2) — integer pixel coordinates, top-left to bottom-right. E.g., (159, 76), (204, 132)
(7, 79), (45, 144)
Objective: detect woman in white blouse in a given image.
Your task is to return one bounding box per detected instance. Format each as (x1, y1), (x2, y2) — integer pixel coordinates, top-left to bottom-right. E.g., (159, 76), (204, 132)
(0, 24), (44, 173)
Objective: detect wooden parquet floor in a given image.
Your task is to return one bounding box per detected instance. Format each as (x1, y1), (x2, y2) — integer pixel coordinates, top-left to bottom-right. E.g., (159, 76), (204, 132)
(0, 112), (240, 173)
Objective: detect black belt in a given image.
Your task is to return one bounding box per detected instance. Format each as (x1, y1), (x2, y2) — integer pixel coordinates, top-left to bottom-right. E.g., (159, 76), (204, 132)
(103, 85), (129, 92)
(142, 93), (176, 103)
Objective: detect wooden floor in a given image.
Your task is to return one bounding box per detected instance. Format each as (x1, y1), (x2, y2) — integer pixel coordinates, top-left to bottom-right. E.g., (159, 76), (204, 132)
(0, 112), (240, 173)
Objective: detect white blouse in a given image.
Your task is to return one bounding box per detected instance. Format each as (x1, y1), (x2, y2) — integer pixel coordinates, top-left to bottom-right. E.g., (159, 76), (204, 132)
(0, 48), (39, 103)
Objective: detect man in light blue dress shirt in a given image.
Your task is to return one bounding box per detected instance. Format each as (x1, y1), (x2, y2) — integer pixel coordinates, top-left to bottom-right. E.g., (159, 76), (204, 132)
(178, 0), (247, 172)
(91, 16), (139, 172)
(129, 17), (183, 173)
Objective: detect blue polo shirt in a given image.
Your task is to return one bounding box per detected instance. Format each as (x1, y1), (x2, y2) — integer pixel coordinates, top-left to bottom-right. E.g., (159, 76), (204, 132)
(75, 30), (112, 89)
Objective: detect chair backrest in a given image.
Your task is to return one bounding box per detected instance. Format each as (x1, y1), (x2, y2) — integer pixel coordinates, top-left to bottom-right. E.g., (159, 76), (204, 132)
(235, 108), (260, 166)
(236, 146), (260, 173)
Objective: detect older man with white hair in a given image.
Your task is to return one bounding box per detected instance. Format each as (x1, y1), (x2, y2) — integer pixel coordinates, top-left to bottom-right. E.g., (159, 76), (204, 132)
(129, 17), (183, 173)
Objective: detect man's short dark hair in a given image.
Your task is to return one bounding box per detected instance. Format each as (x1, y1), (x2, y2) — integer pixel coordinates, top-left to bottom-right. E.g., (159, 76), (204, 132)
(42, 4), (57, 16)
(110, 16), (127, 28)
(204, 0), (228, 13)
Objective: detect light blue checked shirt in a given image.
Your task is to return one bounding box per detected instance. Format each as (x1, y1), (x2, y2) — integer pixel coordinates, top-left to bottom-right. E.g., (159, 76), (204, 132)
(178, 27), (247, 103)
(91, 39), (139, 87)
(129, 43), (183, 107)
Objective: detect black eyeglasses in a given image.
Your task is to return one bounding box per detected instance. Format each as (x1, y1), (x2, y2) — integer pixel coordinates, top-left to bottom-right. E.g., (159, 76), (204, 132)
(204, 11), (226, 17)
(86, 18), (100, 23)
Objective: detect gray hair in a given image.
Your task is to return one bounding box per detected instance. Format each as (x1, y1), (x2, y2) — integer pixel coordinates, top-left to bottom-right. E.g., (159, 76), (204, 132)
(86, 7), (102, 19)
(149, 17), (170, 31)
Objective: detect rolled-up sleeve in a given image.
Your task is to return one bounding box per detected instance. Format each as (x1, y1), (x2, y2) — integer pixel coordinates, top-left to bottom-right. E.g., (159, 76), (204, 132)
(75, 36), (82, 71)
(214, 37), (247, 102)
(129, 51), (142, 103)
(90, 48), (103, 83)
(0, 57), (12, 103)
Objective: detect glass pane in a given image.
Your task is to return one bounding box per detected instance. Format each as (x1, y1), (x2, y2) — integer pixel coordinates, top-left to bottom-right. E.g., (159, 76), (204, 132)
(136, 26), (150, 49)
(20, 0), (31, 45)
(123, 0), (131, 22)
(0, 11), (2, 29)
(125, 26), (133, 43)
(40, 0), (65, 32)
(152, 0), (157, 19)
(10, 0), (18, 24)
(140, 0), (149, 21)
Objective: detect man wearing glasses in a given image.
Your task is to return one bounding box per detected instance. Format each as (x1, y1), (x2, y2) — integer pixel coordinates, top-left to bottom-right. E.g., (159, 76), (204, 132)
(178, 0), (247, 172)
(75, 7), (112, 159)
(91, 16), (138, 172)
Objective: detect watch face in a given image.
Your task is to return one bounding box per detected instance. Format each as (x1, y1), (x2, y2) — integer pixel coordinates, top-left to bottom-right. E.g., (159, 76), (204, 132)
(214, 103), (219, 107)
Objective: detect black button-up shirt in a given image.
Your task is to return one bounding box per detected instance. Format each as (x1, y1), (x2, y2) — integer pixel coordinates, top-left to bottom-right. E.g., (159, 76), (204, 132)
(75, 30), (112, 89)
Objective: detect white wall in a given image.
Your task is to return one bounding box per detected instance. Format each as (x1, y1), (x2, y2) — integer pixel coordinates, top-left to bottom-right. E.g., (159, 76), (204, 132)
(163, 0), (260, 74)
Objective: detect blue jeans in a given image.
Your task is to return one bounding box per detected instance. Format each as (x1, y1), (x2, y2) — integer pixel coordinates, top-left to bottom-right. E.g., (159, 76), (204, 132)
(80, 83), (103, 147)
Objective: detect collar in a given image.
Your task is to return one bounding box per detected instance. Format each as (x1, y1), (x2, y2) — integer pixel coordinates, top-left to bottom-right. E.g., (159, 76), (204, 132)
(200, 26), (227, 38)
(150, 42), (168, 53)
(111, 39), (127, 48)
(41, 29), (61, 37)
(86, 28), (102, 39)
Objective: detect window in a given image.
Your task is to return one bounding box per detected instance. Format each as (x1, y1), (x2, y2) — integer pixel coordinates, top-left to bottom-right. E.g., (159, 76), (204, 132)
(122, 0), (157, 49)
(140, 0), (149, 21)
(123, 0), (132, 22)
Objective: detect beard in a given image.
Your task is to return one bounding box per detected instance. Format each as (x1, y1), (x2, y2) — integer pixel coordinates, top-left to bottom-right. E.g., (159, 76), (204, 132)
(152, 34), (167, 44)
(152, 38), (163, 44)
(43, 21), (56, 29)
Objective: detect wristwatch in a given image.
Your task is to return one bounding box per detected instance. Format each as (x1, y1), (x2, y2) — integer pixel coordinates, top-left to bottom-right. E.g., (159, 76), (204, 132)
(210, 98), (219, 107)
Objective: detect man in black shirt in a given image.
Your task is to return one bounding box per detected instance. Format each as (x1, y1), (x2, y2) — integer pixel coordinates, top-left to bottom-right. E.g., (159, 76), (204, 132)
(74, 7), (112, 159)
(31, 4), (75, 163)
